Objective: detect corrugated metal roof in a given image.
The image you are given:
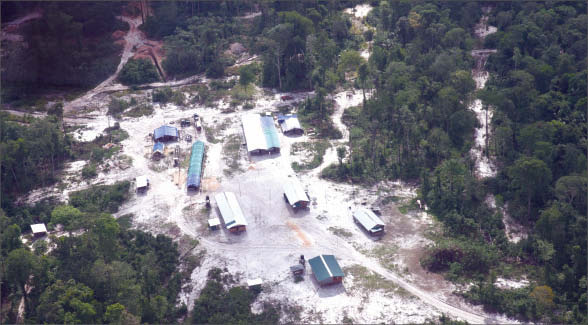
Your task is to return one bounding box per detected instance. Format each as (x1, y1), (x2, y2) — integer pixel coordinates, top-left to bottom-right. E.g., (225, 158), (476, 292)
(309, 254), (344, 282)
(30, 223), (47, 234)
(353, 208), (385, 232)
(242, 114), (280, 153)
(153, 142), (165, 153)
(136, 176), (149, 188)
(242, 114), (268, 153)
(214, 192), (247, 229)
(187, 141), (205, 189)
(283, 178), (309, 206)
(260, 116), (280, 149)
(278, 114), (303, 133)
(153, 125), (178, 140)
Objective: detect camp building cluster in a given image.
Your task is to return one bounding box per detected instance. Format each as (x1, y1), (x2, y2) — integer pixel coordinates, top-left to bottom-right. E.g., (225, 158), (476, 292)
(134, 111), (387, 287)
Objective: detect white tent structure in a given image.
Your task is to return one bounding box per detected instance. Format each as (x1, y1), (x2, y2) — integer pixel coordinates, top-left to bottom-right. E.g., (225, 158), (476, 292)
(353, 207), (385, 236)
(215, 192), (247, 232)
(31, 223), (47, 237)
(136, 176), (149, 191)
(283, 178), (310, 210)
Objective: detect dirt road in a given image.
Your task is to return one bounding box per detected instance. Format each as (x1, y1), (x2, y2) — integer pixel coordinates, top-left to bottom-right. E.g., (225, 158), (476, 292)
(64, 15), (145, 113)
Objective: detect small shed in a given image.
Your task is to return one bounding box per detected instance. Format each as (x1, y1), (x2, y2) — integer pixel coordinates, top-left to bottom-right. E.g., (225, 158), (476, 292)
(353, 207), (385, 236)
(152, 142), (165, 159)
(290, 264), (305, 276)
(309, 254), (344, 286)
(208, 218), (221, 230)
(136, 176), (149, 192)
(187, 141), (205, 191)
(30, 223), (47, 238)
(278, 114), (304, 136)
(215, 192), (247, 233)
(283, 178), (310, 210)
(247, 278), (262, 289)
(153, 125), (179, 142)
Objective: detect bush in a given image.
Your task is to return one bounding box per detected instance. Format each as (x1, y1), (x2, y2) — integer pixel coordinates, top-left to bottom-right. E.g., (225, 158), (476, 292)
(107, 98), (129, 116)
(69, 181), (131, 213)
(152, 87), (173, 103)
(81, 163), (98, 179)
(118, 58), (160, 85)
(205, 59), (225, 78)
(125, 104), (154, 117)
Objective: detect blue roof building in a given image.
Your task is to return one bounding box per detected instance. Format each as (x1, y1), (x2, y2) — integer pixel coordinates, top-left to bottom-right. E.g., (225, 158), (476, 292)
(153, 125), (179, 142)
(152, 142), (165, 159)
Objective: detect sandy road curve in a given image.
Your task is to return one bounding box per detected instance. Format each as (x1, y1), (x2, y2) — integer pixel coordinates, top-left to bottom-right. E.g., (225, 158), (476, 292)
(196, 230), (497, 324)
(64, 15), (145, 113)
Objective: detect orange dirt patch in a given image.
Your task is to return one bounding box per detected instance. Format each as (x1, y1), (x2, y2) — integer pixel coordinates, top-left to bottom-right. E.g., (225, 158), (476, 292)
(286, 220), (312, 247)
(202, 177), (220, 192)
(173, 170), (187, 186)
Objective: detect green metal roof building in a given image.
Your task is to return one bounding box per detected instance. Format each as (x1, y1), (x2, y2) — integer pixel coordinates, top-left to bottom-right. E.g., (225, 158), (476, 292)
(308, 255), (344, 285)
(187, 141), (205, 191)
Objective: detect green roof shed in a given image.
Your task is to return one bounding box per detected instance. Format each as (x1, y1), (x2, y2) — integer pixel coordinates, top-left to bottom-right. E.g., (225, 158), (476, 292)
(309, 255), (344, 285)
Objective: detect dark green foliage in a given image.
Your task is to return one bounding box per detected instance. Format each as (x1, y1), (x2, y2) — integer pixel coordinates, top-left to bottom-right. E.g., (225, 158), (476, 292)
(124, 104), (154, 117)
(152, 87), (173, 103)
(107, 98), (130, 116)
(118, 58), (160, 85)
(0, 115), (71, 199)
(1, 3), (124, 103)
(191, 268), (280, 324)
(69, 181), (130, 213)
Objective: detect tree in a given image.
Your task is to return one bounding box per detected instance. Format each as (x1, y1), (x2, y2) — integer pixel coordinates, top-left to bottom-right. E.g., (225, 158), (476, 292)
(118, 58), (160, 85)
(338, 50), (365, 73)
(508, 156), (552, 222)
(239, 64), (256, 86)
(37, 279), (98, 324)
(5, 248), (40, 310)
(50, 205), (83, 232)
(554, 175), (587, 212)
(337, 146), (346, 165)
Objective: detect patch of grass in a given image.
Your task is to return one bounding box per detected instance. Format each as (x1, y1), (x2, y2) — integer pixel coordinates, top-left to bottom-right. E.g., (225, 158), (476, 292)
(381, 195), (402, 205)
(124, 103), (154, 117)
(223, 134), (244, 176)
(117, 213), (134, 230)
(81, 163), (97, 179)
(328, 226), (353, 238)
(291, 141), (330, 171)
(230, 83), (255, 103)
(344, 264), (411, 297)
(203, 119), (231, 144)
(368, 244), (398, 271)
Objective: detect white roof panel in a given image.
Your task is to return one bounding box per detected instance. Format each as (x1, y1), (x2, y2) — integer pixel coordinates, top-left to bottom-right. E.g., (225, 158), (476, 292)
(281, 117), (302, 133)
(247, 278), (262, 286)
(31, 223), (47, 234)
(208, 218), (221, 227)
(136, 176), (149, 188)
(353, 208), (385, 232)
(215, 192), (247, 229)
(283, 179), (309, 205)
(242, 114), (267, 153)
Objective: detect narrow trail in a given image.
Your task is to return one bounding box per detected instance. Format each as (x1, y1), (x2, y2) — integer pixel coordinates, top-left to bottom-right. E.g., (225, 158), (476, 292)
(310, 91), (367, 177)
(469, 6), (497, 178)
(1, 11), (42, 41)
(64, 15), (146, 114)
(197, 218), (513, 324)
